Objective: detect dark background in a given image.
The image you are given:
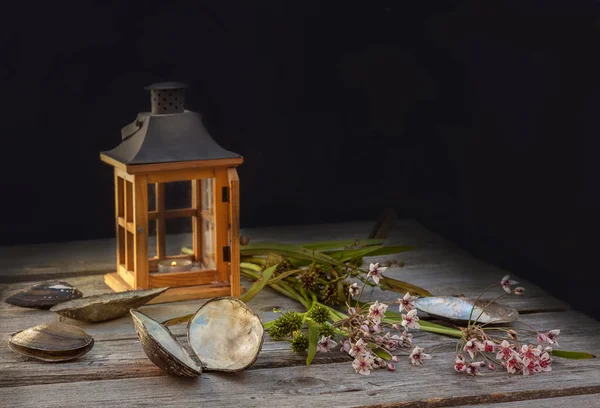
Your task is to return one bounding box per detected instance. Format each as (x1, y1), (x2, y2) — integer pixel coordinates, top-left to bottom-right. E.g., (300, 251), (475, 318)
(1, 2), (598, 317)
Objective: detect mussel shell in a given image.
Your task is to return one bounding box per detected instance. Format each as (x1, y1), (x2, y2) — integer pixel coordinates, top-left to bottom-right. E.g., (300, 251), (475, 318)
(5, 281), (83, 309)
(130, 309), (201, 377)
(414, 296), (519, 324)
(187, 297), (264, 372)
(8, 323), (94, 362)
(50, 287), (168, 322)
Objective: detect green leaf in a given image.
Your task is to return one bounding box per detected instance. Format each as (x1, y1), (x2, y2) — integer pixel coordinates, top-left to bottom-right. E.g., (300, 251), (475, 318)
(362, 245), (415, 257)
(379, 276), (433, 297)
(327, 245), (385, 262)
(551, 349), (596, 359)
(181, 247), (194, 255)
(371, 345), (392, 360)
(239, 264), (278, 303)
(301, 239), (384, 251)
(307, 319), (319, 365)
(240, 262), (263, 272)
(240, 242), (341, 265)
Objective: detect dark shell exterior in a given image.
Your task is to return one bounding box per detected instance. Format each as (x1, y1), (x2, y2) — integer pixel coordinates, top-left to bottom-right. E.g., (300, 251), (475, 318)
(187, 297), (264, 372)
(414, 296), (519, 324)
(49, 287), (168, 322)
(8, 323), (94, 362)
(130, 309), (201, 377)
(5, 281), (83, 309)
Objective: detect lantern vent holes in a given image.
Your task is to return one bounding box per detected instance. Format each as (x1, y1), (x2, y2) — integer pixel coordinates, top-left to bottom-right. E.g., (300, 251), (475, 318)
(148, 87), (185, 114)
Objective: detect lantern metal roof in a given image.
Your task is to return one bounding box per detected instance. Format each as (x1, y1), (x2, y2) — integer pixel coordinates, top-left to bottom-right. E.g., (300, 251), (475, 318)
(101, 82), (241, 166)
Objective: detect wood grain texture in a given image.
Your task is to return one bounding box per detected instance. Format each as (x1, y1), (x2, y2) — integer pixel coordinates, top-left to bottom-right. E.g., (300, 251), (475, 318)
(448, 394), (600, 408)
(0, 219), (597, 408)
(228, 167), (241, 297)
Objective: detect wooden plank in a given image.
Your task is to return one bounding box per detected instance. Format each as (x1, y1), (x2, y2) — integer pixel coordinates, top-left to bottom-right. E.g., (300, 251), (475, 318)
(146, 168), (215, 184)
(1, 309), (598, 389)
(114, 168), (134, 183)
(114, 170), (125, 273)
(133, 174), (149, 289)
(228, 167), (241, 297)
(117, 265), (135, 288)
(148, 269), (217, 288)
(2, 327), (599, 407)
(449, 394), (600, 408)
(214, 168), (229, 282)
(125, 157), (243, 174)
(155, 183), (166, 259)
(148, 208), (197, 221)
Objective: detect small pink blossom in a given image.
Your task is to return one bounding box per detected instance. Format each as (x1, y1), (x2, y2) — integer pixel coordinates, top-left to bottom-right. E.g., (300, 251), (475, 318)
(545, 329), (560, 347)
(520, 344), (541, 362)
(340, 339), (351, 353)
(514, 287), (526, 295)
(392, 323), (401, 331)
(368, 301), (388, 324)
(349, 339), (367, 357)
(505, 355), (523, 374)
(372, 324), (382, 333)
(348, 283), (359, 297)
(482, 339), (496, 353)
(398, 292), (417, 313)
(401, 309), (420, 330)
(522, 357), (540, 376)
(454, 354), (466, 372)
(538, 352), (552, 372)
(409, 346), (431, 365)
(317, 336), (337, 353)
(352, 354), (374, 375)
(501, 275), (519, 294)
(466, 361), (485, 376)
(488, 363), (496, 370)
(463, 338), (480, 359)
(367, 263), (387, 285)
(387, 363), (396, 371)
(496, 340), (517, 360)
(392, 355), (399, 363)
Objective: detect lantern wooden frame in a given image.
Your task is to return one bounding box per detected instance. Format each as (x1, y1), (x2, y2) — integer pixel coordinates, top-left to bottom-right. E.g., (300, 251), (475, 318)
(100, 155), (243, 304)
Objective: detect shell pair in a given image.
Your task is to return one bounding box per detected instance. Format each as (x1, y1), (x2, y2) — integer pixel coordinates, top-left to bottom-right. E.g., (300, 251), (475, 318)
(131, 297), (264, 376)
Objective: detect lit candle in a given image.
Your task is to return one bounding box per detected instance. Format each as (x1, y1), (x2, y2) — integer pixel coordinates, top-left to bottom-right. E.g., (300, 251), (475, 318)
(158, 259), (193, 273)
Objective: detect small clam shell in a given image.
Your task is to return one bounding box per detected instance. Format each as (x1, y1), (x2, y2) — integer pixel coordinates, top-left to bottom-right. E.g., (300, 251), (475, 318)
(187, 297), (264, 372)
(50, 287), (168, 322)
(414, 296), (519, 324)
(8, 323), (94, 362)
(5, 281), (83, 309)
(130, 309), (201, 377)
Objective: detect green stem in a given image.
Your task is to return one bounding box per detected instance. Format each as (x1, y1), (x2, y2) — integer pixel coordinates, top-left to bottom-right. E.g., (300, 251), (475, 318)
(468, 282), (501, 327)
(472, 293), (508, 325)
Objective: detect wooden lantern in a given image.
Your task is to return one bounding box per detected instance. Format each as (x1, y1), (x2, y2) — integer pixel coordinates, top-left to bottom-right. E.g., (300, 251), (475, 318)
(100, 82), (243, 303)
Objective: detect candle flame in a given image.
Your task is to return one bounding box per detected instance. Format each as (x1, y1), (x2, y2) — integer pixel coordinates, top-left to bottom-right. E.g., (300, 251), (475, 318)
(171, 261), (177, 266)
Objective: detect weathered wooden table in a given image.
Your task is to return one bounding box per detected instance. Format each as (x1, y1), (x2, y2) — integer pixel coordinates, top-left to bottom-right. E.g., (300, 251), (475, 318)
(2, 220), (599, 407)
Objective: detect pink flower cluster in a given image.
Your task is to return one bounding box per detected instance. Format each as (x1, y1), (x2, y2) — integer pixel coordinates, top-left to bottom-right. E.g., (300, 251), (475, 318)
(455, 331), (558, 376)
(333, 291), (430, 375)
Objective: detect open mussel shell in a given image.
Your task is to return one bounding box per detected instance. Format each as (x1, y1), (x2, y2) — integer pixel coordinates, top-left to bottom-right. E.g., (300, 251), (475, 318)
(414, 296), (519, 324)
(8, 323), (94, 362)
(187, 297), (264, 372)
(50, 287), (168, 322)
(130, 309), (202, 377)
(5, 281), (83, 309)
